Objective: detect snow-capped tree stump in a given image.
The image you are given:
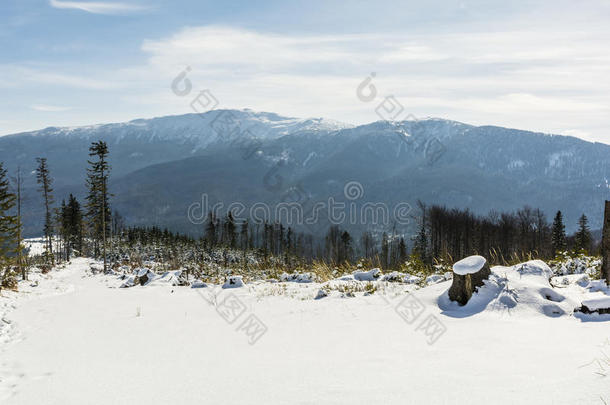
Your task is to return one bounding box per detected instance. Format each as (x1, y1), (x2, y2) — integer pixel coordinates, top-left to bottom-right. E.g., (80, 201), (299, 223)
(448, 255), (490, 306)
(602, 200), (610, 284)
(578, 297), (610, 315)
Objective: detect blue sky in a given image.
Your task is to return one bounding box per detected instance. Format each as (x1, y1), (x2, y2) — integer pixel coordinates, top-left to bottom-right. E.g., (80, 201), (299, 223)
(1, 0), (610, 143)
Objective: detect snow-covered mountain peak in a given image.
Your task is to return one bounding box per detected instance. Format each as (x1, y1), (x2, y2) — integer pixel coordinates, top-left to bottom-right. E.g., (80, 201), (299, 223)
(8, 109), (354, 145)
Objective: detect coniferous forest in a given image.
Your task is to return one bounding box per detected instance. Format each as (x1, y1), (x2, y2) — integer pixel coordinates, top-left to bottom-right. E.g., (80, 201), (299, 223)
(0, 140), (601, 289)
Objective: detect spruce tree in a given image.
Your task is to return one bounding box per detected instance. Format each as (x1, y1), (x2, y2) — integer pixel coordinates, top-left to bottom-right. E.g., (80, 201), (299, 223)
(551, 210), (567, 256)
(61, 194), (83, 260)
(398, 237), (408, 265)
(59, 200), (68, 261)
(14, 167), (25, 280)
(413, 218), (428, 262)
(35, 157), (54, 262)
(381, 233), (389, 269)
(574, 214), (592, 253)
(240, 220), (249, 251)
(86, 141), (110, 272)
(205, 211), (217, 247)
(0, 162), (18, 289)
(412, 200), (429, 264)
(340, 230), (352, 263)
(225, 212), (236, 248)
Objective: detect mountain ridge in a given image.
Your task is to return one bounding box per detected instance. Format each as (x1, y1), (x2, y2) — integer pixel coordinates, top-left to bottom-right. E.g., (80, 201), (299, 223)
(1, 109), (608, 237)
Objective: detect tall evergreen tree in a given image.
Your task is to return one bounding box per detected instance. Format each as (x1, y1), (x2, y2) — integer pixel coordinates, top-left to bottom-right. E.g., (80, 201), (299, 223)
(574, 213), (592, 253)
(240, 220), (249, 251)
(35, 157), (54, 261)
(225, 212), (236, 248)
(13, 167), (25, 280)
(551, 210), (567, 256)
(380, 232), (389, 268)
(58, 200), (68, 261)
(86, 141), (110, 272)
(61, 194), (83, 259)
(0, 162), (18, 289)
(205, 211), (217, 247)
(398, 237), (408, 265)
(340, 230), (353, 263)
(412, 201), (428, 263)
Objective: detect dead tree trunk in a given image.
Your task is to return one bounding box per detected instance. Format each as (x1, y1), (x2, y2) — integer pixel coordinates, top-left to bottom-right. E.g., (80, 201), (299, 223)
(602, 200), (610, 284)
(449, 255), (491, 306)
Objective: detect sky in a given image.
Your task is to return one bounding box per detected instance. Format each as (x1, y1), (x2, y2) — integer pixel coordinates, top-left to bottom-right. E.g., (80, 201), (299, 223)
(1, 0), (610, 143)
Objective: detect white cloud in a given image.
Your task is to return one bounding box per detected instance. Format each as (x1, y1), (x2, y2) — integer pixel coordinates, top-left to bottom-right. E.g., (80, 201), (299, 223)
(31, 104), (72, 112)
(0, 65), (123, 90)
(4, 19), (610, 143)
(137, 26), (610, 143)
(49, 0), (147, 15)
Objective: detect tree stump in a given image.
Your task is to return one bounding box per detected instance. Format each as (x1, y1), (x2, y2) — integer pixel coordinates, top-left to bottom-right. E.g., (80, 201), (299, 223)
(602, 200), (610, 284)
(578, 296), (610, 315)
(448, 255), (490, 306)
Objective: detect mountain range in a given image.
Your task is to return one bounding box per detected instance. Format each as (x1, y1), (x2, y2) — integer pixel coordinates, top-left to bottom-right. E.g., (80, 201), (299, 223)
(1, 109), (609, 238)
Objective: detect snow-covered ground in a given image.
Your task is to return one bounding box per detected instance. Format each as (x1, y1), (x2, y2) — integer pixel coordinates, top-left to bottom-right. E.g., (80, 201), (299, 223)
(1, 258), (609, 404)
(21, 238), (47, 257)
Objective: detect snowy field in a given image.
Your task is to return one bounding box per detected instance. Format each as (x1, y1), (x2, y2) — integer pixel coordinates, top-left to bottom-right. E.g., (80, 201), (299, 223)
(1, 258), (609, 404)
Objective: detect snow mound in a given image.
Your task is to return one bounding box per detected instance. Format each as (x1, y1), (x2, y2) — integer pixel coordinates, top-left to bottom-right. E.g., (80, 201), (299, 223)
(425, 274), (445, 285)
(119, 276), (136, 288)
(580, 296), (610, 312)
(191, 280), (207, 288)
(280, 272), (316, 283)
(222, 276), (244, 289)
(379, 271), (425, 284)
(452, 255), (486, 275)
(314, 289), (328, 300)
(156, 270), (186, 286)
(353, 268), (381, 281)
(380, 271), (405, 282)
(551, 274), (590, 288)
(133, 268), (156, 286)
(90, 263), (104, 274)
(440, 260), (579, 318)
(404, 275), (422, 284)
(587, 280), (609, 293)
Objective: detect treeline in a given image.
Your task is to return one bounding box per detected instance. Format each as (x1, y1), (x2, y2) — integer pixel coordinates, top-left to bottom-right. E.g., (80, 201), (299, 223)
(0, 141), (112, 289)
(203, 211), (316, 261)
(0, 136), (603, 290)
(125, 226), (196, 246)
(118, 204), (596, 270)
(413, 202), (595, 265)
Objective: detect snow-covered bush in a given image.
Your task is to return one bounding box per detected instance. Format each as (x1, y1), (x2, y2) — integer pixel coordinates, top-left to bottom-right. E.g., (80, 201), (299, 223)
(222, 275), (244, 289)
(548, 252), (601, 278)
(280, 272), (317, 283)
(353, 268), (381, 281)
(191, 280), (207, 288)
